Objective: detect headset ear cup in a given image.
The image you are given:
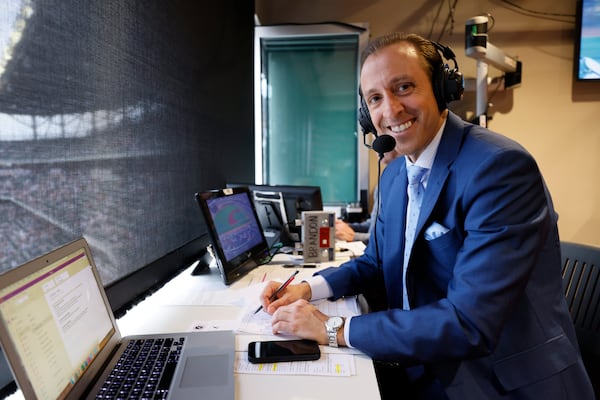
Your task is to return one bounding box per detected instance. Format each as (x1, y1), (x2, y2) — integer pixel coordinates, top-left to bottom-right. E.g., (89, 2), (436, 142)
(433, 64), (447, 111)
(437, 65), (464, 109)
(358, 96), (376, 135)
(431, 41), (464, 111)
(446, 68), (464, 103)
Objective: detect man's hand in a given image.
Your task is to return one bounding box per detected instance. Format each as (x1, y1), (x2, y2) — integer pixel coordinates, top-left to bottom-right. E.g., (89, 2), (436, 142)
(270, 299), (330, 344)
(335, 219), (356, 242)
(260, 281), (312, 314)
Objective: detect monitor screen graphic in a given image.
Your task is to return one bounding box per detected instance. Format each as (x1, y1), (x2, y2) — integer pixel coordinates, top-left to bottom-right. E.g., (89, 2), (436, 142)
(207, 192), (265, 262)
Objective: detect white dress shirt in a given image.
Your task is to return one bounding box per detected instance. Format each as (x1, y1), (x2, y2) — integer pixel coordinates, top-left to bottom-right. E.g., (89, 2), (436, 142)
(304, 115), (447, 347)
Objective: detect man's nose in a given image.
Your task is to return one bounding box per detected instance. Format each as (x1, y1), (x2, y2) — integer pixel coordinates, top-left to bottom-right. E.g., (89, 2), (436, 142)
(381, 95), (403, 120)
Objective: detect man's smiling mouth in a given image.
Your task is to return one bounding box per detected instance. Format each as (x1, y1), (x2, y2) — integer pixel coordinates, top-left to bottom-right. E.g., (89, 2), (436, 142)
(389, 119), (414, 133)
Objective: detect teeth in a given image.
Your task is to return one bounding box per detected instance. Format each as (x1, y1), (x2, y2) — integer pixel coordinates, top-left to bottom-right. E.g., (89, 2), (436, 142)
(390, 120), (413, 133)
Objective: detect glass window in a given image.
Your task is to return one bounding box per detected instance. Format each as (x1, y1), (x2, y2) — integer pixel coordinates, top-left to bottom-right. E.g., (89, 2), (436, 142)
(255, 24), (369, 205)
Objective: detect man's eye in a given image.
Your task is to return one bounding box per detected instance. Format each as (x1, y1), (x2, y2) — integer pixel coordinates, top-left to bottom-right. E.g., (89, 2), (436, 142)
(367, 95), (381, 105)
(396, 83), (414, 94)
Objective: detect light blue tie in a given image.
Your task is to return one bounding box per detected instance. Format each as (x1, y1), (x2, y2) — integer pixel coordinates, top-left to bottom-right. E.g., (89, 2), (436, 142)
(402, 165), (428, 310)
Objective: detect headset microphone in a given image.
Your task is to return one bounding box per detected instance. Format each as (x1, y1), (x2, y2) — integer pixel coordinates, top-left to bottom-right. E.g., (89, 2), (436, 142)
(372, 134), (396, 158)
(371, 135), (395, 279)
(359, 96), (396, 158)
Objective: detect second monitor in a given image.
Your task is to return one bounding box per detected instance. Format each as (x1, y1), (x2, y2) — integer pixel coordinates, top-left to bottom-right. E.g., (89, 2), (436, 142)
(227, 183), (323, 246)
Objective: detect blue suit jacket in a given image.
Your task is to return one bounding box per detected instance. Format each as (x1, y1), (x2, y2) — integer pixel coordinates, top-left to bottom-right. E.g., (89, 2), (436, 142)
(320, 112), (594, 399)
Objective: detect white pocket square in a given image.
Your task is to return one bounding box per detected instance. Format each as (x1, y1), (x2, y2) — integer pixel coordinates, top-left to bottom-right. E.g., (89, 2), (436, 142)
(424, 222), (449, 240)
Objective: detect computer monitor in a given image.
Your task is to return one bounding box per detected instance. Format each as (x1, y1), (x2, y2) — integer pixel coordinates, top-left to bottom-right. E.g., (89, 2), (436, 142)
(251, 190), (288, 247)
(195, 187), (271, 285)
(227, 183), (323, 244)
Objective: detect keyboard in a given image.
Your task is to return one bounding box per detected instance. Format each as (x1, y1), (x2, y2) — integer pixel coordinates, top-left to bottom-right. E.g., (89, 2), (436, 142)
(95, 336), (185, 399)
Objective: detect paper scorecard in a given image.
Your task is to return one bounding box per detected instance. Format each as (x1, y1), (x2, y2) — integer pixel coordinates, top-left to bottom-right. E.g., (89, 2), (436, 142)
(235, 296), (361, 336)
(235, 352), (356, 376)
(182, 293), (362, 377)
(185, 297), (360, 339)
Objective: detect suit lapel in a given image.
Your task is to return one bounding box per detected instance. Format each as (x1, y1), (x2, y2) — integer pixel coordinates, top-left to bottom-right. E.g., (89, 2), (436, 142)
(382, 167), (408, 307)
(415, 112), (465, 236)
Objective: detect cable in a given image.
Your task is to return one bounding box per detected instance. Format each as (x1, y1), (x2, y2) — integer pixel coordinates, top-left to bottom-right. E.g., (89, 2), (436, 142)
(427, 0), (447, 40)
(260, 241), (284, 264)
(435, 0), (460, 43)
(447, 0), (457, 36)
(483, 75), (506, 117)
(373, 157), (383, 271)
(493, 0), (576, 22)
(487, 13), (496, 32)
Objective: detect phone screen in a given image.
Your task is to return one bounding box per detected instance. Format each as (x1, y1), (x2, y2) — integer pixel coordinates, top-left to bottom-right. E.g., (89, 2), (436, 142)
(248, 339), (320, 363)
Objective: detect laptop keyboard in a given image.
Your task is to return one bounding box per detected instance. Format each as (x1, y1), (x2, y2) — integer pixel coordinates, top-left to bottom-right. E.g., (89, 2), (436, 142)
(95, 336), (186, 400)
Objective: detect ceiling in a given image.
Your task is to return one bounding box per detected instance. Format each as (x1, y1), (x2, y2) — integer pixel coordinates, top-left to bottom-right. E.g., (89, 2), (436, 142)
(255, 0), (582, 120)
(0, 0), (580, 116)
(256, 0), (579, 42)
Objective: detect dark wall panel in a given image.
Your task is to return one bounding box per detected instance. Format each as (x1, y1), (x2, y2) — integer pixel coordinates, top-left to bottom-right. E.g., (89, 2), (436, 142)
(0, 0), (254, 283)
(0, 0), (254, 393)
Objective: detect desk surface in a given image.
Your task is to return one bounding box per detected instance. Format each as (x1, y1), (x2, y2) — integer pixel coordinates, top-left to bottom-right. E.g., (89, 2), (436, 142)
(6, 252), (380, 400)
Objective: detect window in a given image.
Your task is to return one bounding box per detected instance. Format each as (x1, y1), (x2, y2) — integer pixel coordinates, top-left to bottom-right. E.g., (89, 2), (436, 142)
(255, 23), (369, 205)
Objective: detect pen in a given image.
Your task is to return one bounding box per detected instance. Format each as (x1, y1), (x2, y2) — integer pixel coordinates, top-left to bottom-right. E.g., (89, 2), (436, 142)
(283, 264), (316, 268)
(254, 270), (299, 314)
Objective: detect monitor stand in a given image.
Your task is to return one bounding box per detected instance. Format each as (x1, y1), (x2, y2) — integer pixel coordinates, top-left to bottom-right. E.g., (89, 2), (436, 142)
(191, 247), (213, 275)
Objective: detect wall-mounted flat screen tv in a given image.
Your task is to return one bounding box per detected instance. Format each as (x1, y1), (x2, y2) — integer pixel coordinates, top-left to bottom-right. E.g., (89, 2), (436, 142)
(574, 0), (600, 81)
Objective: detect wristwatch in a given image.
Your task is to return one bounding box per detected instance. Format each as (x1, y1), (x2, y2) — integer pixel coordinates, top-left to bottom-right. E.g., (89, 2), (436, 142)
(325, 316), (344, 347)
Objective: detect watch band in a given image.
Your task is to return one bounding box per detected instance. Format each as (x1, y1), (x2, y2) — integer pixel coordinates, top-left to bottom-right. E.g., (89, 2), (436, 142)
(326, 316), (343, 347)
(327, 327), (338, 348)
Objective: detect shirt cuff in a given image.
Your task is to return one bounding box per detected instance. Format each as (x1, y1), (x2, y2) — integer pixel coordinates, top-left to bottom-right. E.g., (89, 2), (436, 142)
(303, 275), (333, 300)
(344, 316), (354, 348)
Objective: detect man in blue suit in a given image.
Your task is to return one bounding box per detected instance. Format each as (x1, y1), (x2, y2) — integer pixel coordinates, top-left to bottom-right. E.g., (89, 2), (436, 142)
(260, 32), (594, 399)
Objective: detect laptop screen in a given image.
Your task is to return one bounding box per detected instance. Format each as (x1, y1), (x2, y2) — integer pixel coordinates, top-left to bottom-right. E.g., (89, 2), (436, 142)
(0, 246), (115, 399)
(195, 187), (270, 284)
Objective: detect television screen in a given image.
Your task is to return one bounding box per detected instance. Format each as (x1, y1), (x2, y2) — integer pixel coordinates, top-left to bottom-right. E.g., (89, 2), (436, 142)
(575, 0), (600, 80)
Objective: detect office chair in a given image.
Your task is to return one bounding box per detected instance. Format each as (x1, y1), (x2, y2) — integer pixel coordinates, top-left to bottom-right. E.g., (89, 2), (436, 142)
(561, 241), (600, 397)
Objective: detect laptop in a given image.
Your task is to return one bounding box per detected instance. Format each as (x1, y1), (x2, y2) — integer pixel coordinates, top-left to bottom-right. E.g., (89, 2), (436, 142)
(0, 238), (234, 400)
(195, 187), (272, 285)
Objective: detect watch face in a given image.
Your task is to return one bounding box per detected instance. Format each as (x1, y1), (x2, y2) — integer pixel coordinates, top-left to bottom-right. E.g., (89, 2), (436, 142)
(328, 317), (343, 329)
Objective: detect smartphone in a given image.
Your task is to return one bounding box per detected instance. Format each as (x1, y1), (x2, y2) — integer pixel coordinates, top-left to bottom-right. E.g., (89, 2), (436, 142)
(247, 339), (321, 363)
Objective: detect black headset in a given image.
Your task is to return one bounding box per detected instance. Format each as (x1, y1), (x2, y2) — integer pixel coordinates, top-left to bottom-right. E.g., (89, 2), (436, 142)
(358, 40), (464, 149)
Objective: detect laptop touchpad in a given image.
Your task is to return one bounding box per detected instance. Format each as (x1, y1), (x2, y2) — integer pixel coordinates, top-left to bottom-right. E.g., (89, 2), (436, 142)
(180, 354), (230, 387)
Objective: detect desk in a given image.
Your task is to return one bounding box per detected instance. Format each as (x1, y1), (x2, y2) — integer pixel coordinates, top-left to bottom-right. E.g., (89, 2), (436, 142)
(5, 252), (380, 400)
(120, 252), (380, 400)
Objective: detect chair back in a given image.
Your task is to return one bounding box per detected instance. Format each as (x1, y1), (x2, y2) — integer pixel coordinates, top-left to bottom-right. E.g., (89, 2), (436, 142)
(561, 241), (600, 396)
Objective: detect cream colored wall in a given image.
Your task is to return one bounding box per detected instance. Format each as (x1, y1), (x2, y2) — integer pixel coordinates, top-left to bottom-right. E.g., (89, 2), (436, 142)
(474, 36), (600, 248)
(256, 0), (600, 247)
